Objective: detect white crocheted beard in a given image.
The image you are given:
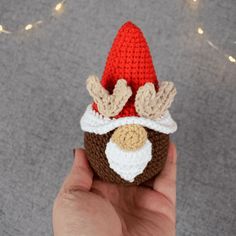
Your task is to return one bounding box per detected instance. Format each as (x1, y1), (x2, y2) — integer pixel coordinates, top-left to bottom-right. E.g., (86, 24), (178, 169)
(105, 138), (152, 182)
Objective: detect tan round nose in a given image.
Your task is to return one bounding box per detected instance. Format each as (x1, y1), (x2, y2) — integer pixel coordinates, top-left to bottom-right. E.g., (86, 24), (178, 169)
(111, 124), (147, 151)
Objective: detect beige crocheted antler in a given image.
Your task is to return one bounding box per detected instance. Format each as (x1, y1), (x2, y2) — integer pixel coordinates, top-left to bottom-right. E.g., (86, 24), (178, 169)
(135, 81), (176, 119)
(86, 75), (132, 117)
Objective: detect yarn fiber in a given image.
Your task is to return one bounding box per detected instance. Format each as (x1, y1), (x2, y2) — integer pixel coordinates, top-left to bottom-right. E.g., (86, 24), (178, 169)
(111, 124), (147, 151)
(80, 21), (177, 185)
(84, 128), (169, 185)
(93, 21), (159, 118)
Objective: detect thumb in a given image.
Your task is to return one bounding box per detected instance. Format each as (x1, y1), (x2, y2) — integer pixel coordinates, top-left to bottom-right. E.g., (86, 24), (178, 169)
(60, 149), (93, 194)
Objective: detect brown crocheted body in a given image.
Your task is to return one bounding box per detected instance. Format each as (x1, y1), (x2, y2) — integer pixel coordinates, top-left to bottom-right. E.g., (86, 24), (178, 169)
(84, 128), (169, 185)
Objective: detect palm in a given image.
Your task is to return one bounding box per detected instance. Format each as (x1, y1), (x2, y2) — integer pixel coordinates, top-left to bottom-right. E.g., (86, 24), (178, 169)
(53, 143), (176, 236)
(89, 179), (175, 236)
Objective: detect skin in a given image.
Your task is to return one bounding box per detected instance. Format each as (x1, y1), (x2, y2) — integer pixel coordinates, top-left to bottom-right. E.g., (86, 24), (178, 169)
(53, 143), (177, 236)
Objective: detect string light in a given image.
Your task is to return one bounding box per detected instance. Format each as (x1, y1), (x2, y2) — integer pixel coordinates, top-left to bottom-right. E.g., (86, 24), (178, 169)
(0, 1), (66, 34)
(197, 27), (204, 35)
(0, 24), (11, 34)
(228, 56), (236, 63)
(197, 27), (236, 64)
(54, 0), (65, 12)
(25, 24), (33, 31)
(55, 3), (63, 11)
(23, 21), (42, 31)
(0, 1), (234, 65)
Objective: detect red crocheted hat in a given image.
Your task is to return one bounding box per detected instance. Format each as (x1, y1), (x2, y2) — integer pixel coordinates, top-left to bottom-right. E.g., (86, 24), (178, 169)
(92, 21), (159, 118)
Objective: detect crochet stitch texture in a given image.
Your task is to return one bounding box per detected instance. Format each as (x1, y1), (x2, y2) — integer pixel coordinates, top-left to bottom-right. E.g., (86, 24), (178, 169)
(93, 21), (158, 118)
(81, 21), (177, 184)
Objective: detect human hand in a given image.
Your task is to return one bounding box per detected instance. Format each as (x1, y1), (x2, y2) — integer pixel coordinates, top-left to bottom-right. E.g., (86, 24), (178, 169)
(53, 143), (177, 236)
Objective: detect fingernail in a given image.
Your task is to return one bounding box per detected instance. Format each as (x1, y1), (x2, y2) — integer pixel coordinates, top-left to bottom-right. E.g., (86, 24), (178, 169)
(73, 149), (76, 158)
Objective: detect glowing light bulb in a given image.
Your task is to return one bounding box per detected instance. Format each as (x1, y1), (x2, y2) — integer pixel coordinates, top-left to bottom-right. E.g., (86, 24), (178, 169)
(0, 24), (11, 34)
(25, 24), (33, 31)
(228, 56), (236, 63)
(193, 0), (197, 2)
(197, 27), (204, 35)
(55, 2), (63, 11)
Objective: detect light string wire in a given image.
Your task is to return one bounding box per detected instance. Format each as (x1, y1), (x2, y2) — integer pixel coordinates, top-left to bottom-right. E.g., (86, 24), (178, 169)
(197, 26), (236, 63)
(0, 0), (235, 63)
(0, 0), (66, 34)
(192, 0), (235, 63)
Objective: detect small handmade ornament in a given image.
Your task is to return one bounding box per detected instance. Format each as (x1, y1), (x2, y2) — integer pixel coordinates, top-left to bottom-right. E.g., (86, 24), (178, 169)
(80, 21), (177, 185)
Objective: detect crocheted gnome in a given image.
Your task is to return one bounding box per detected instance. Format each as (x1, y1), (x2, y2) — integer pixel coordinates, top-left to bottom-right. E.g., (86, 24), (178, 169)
(80, 21), (177, 185)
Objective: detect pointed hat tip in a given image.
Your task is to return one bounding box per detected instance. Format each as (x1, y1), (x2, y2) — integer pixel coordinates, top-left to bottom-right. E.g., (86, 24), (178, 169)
(120, 21), (140, 31)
